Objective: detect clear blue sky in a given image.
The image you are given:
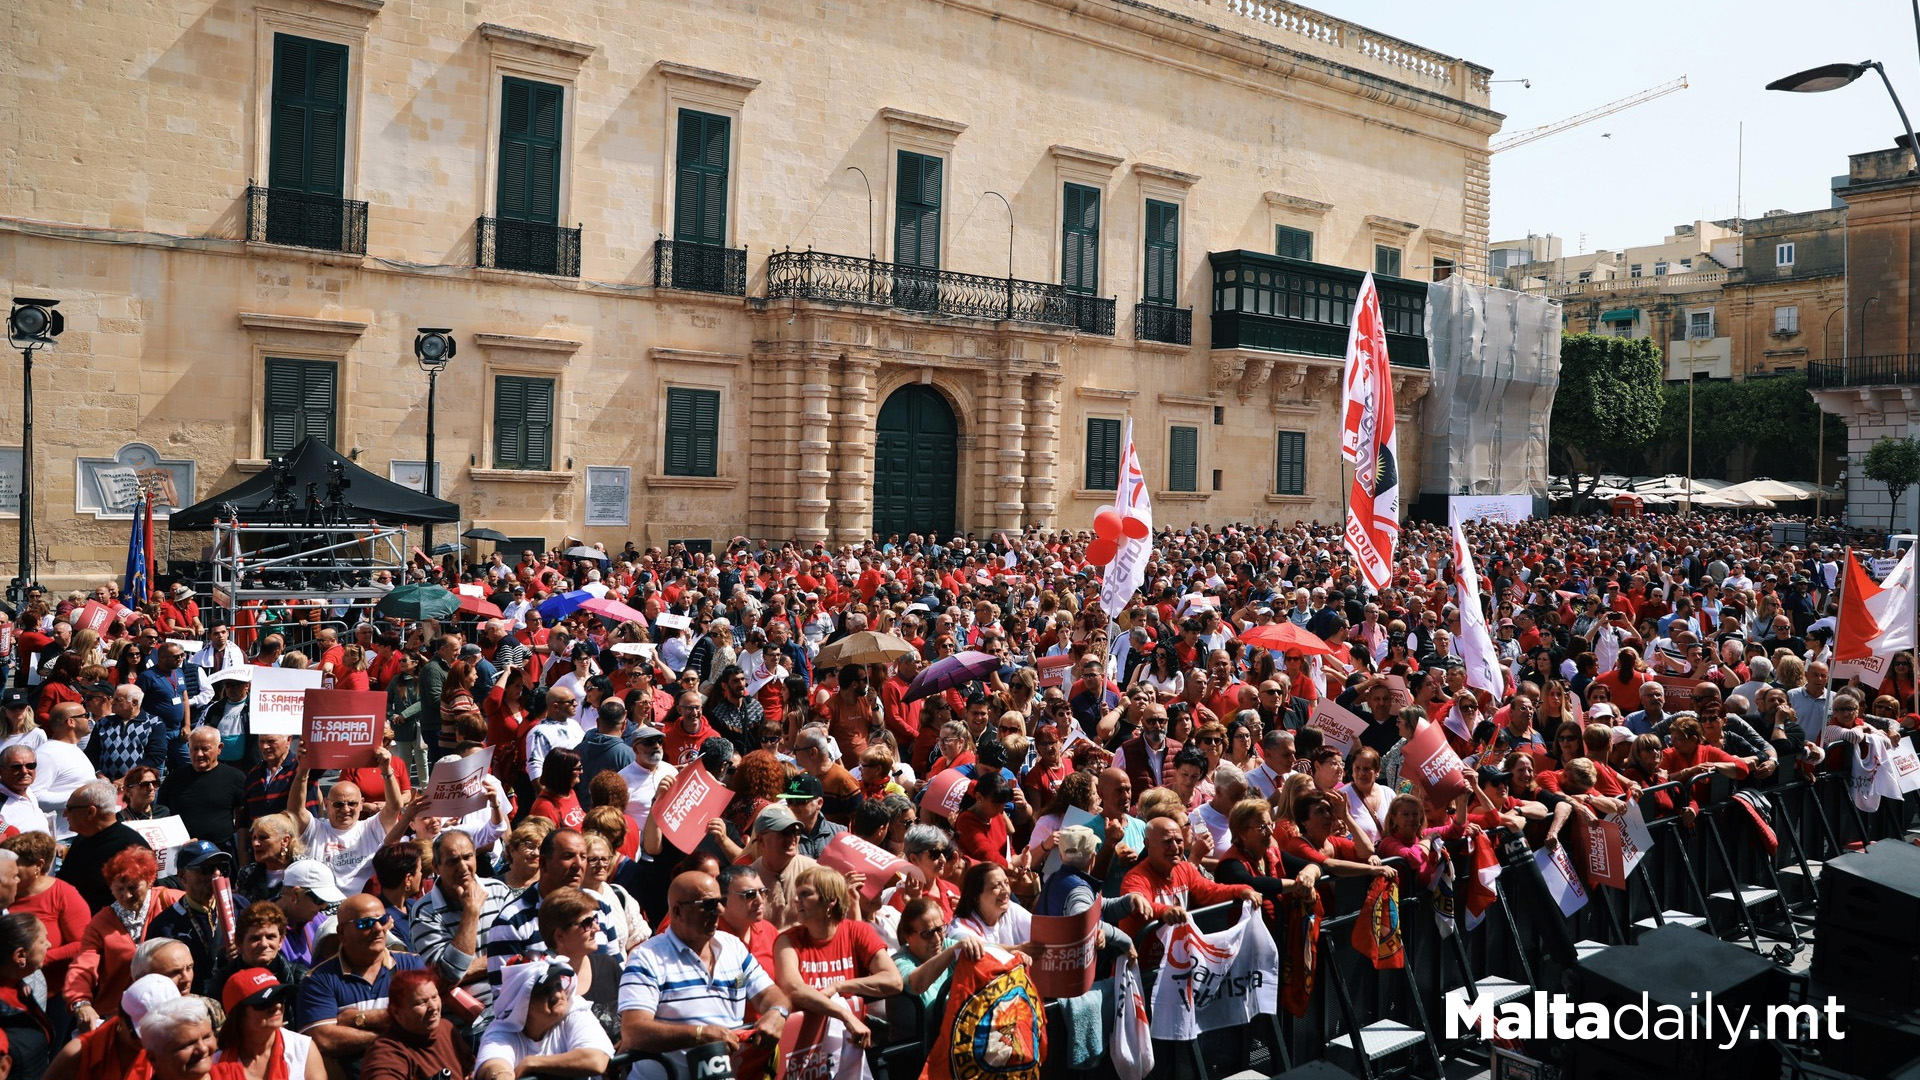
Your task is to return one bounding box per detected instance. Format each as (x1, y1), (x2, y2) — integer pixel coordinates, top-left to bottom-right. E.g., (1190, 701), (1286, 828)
(1308, 1), (1920, 252)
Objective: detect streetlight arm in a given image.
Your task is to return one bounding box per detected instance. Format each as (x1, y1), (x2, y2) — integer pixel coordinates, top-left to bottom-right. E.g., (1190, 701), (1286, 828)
(1869, 62), (1920, 174)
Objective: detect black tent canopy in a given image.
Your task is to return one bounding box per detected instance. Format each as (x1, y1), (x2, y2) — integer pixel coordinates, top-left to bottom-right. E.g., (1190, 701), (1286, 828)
(170, 438), (460, 530)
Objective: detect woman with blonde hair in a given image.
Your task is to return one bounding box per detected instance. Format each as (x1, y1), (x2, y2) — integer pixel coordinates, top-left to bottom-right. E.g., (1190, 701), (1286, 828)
(235, 812), (305, 903)
(773, 864), (902, 1056)
(500, 818), (553, 900)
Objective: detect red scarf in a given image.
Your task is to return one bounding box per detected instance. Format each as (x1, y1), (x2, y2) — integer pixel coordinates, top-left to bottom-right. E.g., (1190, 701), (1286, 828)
(209, 1030), (290, 1080)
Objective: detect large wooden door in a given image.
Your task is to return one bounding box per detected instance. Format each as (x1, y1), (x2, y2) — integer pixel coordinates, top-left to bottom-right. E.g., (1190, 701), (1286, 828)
(873, 385), (957, 539)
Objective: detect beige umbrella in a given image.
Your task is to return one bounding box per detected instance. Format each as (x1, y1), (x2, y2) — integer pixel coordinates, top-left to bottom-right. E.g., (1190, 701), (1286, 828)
(813, 630), (918, 669)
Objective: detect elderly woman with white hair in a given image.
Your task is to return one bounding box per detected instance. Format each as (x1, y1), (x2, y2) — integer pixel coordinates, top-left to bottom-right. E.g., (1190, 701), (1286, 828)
(475, 959), (612, 1080)
(138, 995), (219, 1080)
(1032, 825), (1148, 957)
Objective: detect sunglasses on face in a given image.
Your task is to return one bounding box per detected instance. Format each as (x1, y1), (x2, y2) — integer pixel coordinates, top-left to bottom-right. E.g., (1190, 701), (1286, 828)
(731, 887), (766, 901)
(350, 914), (394, 932)
(919, 924), (948, 941)
(678, 897), (724, 914)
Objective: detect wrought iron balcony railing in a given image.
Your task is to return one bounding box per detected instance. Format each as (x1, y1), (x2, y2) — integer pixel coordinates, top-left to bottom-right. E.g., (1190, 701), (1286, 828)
(246, 186), (368, 254)
(477, 217), (581, 277)
(1808, 354), (1920, 389)
(1208, 249), (1429, 368)
(654, 238), (748, 296)
(765, 249), (1116, 332)
(1135, 303), (1193, 345)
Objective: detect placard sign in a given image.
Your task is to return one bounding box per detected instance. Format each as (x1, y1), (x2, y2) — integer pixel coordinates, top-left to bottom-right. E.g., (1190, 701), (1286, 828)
(1383, 674), (1412, 714)
(818, 833), (913, 900)
(126, 815), (192, 876)
(1404, 720), (1468, 808)
(425, 747), (495, 817)
(1307, 699), (1370, 757)
(1029, 906), (1100, 999)
(1890, 738), (1920, 794)
(654, 764), (734, 853)
(1652, 673), (1699, 710)
(300, 689), (385, 769)
(74, 600), (136, 635)
(921, 769), (972, 823)
(1535, 843), (1589, 917)
(1036, 654), (1074, 689)
(655, 612), (692, 632)
(251, 667), (324, 736)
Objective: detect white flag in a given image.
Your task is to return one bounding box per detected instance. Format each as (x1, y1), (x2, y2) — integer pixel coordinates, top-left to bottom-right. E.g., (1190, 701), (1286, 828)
(1868, 545), (1917, 655)
(1099, 418), (1154, 617)
(1450, 516), (1503, 700)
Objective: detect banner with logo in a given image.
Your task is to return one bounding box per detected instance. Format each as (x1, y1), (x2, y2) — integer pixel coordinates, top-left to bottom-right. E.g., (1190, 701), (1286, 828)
(74, 600), (134, 636)
(1890, 738), (1920, 794)
(250, 667), (323, 736)
(1535, 843), (1589, 917)
(126, 815), (191, 876)
(1149, 902), (1279, 1040)
(1110, 954), (1153, 1080)
(1028, 905), (1099, 999)
(1340, 273), (1399, 592)
(818, 832), (912, 900)
(425, 748), (494, 817)
(300, 689), (385, 769)
(1651, 674), (1699, 711)
(776, 993), (866, 1080)
(1036, 654), (1075, 689)
(921, 769), (971, 823)
(1307, 699), (1370, 757)
(922, 946), (1046, 1080)
(654, 763), (734, 853)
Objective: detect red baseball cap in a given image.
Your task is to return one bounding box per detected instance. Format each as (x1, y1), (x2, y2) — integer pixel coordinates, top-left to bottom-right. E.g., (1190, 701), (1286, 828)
(222, 968), (288, 1014)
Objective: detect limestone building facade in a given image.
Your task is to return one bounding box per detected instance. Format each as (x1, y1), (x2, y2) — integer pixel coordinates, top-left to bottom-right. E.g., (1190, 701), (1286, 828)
(1, 0), (1496, 581)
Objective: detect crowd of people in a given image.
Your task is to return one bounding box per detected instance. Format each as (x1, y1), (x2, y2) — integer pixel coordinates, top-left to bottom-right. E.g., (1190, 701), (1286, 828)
(0, 510), (1903, 1080)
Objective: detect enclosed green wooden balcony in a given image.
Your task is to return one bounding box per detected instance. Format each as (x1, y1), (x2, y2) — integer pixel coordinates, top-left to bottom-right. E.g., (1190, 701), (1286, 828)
(1208, 250), (1429, 368)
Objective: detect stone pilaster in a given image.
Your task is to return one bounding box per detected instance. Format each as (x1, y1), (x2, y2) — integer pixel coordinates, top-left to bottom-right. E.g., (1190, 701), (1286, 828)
(976, 370), (1005, 529)
(795, 356), (834, 544)
(832, 356), (880, 544)
(996, 377), (1027, 528)
(1025, 373), (1063, 527)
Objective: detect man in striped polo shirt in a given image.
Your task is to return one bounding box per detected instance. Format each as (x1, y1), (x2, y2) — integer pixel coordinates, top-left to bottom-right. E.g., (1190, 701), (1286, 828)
(618, 871), (791, 1078)
(483, 827), (621, 988)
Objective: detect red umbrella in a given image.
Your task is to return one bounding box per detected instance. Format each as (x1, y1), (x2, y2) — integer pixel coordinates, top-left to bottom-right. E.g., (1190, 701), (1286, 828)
(580, 596), (648, 624)
(456, 594), (503, 618)
(1238, 622), (1336, 656)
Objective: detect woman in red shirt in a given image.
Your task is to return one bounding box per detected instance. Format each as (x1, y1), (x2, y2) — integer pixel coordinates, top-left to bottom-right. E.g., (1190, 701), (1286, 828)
(773, 866), (904, 1055)
(526, 747), (585, 828)
(1659, 716), (1748, 806)
(1280, 791), (1396, 881)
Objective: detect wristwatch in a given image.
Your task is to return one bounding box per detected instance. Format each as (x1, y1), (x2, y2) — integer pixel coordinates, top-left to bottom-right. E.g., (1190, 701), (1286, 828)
(771, 1006), (791, 1020)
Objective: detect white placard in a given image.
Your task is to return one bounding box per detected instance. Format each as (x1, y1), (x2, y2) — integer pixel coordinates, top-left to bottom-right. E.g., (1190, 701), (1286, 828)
(655, 612), (691, 631)
(250, 667), (324, 736)
(168, 639), (205, 655)
(425, 748), (495, 817)
(1535, 844), (1589, 917)
(1307, 698), (1370, 757)
(127, 815), (192, 876)
(1890, 739), (1920, 794)
(584, 467), (631, 527)
(1449, 494), (1533, 524)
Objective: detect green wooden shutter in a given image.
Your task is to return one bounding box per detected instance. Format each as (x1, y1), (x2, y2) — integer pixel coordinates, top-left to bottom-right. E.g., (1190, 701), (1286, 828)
(1374, 245), (1402, 278)
(1169, 426), (1198, 492)
(268, 35), (348, 196)
(1276, 430), (1306, 495)
(1144, 200), (1179, 305)
(493, 376), (554, 470)
(1275, 225), (1313, 261)
(263, 359), (336, 458)
(664, 388), (722, 477)
(1086, 417), (1121, 490)
(498, 78), (563, 224)
(1062, 183), (1100, 294)
(674, 110), (730, 247)
(894, 151), (942, 268)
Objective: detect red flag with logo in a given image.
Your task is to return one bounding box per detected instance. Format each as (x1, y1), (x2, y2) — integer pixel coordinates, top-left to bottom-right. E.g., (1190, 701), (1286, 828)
(1339, 273), (1399, 592)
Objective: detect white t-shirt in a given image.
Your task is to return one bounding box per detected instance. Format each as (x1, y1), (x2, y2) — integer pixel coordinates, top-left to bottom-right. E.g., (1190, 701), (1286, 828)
(618, 761), (678, 837)
(525, 719), (585, 781)
(477, 1005), (613, 1071)
(302, 814), (387, 892)
(1193, 801), (1233, 851)
(32, 740), (95, 836)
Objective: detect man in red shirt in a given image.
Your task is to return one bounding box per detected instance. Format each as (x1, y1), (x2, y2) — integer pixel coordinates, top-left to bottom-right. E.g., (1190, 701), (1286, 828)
(718, 864), (780, 977)
(1119, 815), (1258, 967)
(662, 690), (720, 768)
(952, 772), (1016, 868)
(880, 653), (922, 754)
(824, 665), (878, 768)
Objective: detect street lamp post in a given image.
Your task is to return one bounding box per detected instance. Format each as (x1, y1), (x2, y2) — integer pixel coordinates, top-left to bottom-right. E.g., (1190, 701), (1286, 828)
(1685, 329), (1698, 516)
(6, 300), (62, 606)
(1818, 305), (1847, 519)
(983, 191), (1014, 319)
(1767, 61), (1919, 175)
(413, 328), (456, 556)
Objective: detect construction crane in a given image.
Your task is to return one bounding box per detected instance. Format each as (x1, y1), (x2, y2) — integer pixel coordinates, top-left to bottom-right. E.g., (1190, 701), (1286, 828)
(1490, 77), (1689, 154)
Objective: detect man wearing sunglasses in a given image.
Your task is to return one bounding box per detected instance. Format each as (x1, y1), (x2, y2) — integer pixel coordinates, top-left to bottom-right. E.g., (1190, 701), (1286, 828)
(0, 745), (45, 836)
(295, 893), (427, 1072)
(716, 865), (778, 976)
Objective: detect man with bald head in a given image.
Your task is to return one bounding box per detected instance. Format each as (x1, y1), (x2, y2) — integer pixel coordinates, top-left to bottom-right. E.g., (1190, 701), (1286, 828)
(287, 741), (404, 893)
(295, 892), (426, 1070)
(619, 872), (791, 1077)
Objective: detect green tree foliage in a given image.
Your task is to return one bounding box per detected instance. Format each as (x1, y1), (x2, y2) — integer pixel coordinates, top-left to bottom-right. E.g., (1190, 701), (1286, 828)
(1654, 372), (1843, 480)
(1549, 334), (1666, 511)
(1863, 436), (1920, 531)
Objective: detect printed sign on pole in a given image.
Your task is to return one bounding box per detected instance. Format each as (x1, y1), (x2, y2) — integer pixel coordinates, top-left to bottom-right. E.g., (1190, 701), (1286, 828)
(300, 690), (385, 770)
(425, 748), (495, 817)
(126, 815), (192, 876)
(251, 667), (323, 736)
(653, 764), (734, 853)
(1029, 906), (1100, 999)
(819, 833), (913, 900)
(1036, 654), (1075, 689)
(1307, 699), (1370, 757)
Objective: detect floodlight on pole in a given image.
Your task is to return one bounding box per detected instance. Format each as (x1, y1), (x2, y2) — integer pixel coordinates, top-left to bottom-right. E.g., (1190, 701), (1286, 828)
(6, 299), (61, 605)
(414, 328), (456, 555)
(1767, 60), (1918, 174)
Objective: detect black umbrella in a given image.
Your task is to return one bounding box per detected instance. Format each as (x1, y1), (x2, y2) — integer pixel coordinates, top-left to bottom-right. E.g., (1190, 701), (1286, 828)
(463, 528), (511, 543)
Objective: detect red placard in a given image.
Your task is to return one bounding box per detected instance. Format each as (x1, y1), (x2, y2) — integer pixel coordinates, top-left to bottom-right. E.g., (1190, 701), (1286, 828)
(1576, 817), (1627, 891)
(1651, 673), (1699, 711)
(1029, 905), (1100, 999)
(818, 832), (912, 900)
(299, 689), (385, 769)
(1404, 720), (1468, 809)
(75, 601), (114, 635)
(1036, 654), (1075, 689)
(653, 764), (734, 853)
(921, 769), (972, 823)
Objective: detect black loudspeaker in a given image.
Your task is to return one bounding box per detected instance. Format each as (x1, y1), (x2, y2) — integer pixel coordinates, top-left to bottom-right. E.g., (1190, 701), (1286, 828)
(1819, 839), (1920, 946)
(1272, 1064), (1362, 1080)
(1572, 925), (1785, 1080)
(1812, 923), (1920, 1009)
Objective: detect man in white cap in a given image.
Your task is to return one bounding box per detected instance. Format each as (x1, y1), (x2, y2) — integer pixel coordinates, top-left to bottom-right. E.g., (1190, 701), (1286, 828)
(744, 804), (813, 930)
(187, 624), (247, 710)
(277, 859), (347, 969)
(198, 666), (253, 754)
(44, 972), (181, 1080)
(617, 725), (675, 839)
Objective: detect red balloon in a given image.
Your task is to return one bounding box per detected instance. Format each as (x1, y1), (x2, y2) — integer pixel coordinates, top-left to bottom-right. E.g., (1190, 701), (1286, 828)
(1086, 536), (1119, 565)
(1120, 513), (1150, 540)
(1093, 506), (1125, 541)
